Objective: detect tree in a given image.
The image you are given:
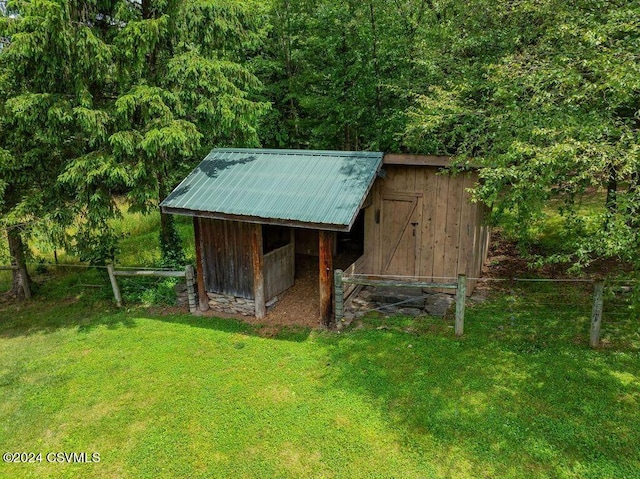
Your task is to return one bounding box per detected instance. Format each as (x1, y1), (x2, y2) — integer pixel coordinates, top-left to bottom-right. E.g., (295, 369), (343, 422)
(0, 0), (118, 295)
(404, 0), (640, 271)
(0, 0), (269, 291)
(105, 0), (269, 266)
(257, 0), (427, 151)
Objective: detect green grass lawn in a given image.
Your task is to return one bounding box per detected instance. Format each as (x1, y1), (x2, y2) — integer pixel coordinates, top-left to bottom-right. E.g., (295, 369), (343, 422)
(1, 270), (639, 479)
(1, 201), (638, 478)
(111, 209), (195, 267)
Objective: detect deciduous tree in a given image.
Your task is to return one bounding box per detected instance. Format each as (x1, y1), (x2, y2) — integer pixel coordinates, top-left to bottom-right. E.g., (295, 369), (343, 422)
(405, 0), (640, 270)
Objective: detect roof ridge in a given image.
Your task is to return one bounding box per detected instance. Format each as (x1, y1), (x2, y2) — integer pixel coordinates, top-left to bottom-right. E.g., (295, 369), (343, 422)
(213, 148), (383, 158)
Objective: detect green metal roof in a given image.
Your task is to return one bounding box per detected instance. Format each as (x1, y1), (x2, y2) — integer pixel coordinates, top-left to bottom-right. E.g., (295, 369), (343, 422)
(160, 148), (384, 231)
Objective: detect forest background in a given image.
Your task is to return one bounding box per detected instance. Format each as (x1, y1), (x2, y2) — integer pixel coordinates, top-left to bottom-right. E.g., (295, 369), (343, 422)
(0, 0), (638, 297)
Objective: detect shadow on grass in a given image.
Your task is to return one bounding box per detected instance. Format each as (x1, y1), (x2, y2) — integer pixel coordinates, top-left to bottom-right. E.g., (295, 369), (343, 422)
(1, 270), (311, 343)
(0, 267), (138, 338)
(0, 291), (313, 342)
(0, 297), (139, 339)
(317, 315), (640, 478)
(148, 312), (313, 343)
(2, 263), (313, 342)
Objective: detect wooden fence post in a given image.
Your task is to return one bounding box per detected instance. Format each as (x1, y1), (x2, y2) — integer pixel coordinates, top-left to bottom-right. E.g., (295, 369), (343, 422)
(106, 263), (123, 307)
(185, 265), (197, 313)
(590, 280), (605, 348)
(455, 274), (466, 337)
(334, 269), (344, 323)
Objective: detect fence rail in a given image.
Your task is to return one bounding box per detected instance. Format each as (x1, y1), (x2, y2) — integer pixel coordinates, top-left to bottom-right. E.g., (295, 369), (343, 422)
(106, 264), (197, 312)
(3, 262), (636, 348)
(335, 272), (617, 348)
(335, 270), (467, 336)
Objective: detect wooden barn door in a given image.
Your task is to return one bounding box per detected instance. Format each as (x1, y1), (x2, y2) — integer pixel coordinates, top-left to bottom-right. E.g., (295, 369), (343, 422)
(379, 192), (423, 275)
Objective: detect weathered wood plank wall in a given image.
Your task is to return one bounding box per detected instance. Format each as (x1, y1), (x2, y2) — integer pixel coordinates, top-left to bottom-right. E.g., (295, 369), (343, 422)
(193, 217), (209, 311)
(199, 218), (255, 298)
(342, 254), (367, 299)
(295, 229), (318, 256)
(294, 229), (337, 257)
(264, 242), (295, 300)
(363, 164), (489, 293)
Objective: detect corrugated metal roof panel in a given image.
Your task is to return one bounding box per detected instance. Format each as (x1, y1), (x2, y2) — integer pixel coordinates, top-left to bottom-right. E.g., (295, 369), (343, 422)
(160, 148), (384, 231)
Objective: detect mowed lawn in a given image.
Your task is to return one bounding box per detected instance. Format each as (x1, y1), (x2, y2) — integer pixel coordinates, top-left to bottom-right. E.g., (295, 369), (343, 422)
(1, 271), (640, 478)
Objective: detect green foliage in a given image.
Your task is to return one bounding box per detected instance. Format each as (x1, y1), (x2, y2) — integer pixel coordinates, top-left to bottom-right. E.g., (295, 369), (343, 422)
(107, 0), (268, 265)
(72, 227), (121, 265)
(403, 0), (640, 270)
(0, 0), (268, 270)
(0, 0), (121, 265)
(256, 0), (423, 151)
(2, 0), (638, 275)
(119, 276), (178, 306)
(158, 213), (185, 268)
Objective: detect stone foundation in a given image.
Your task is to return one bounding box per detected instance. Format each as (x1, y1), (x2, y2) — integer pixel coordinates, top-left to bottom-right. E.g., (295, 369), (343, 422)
(343, 286), (455, 322)
(207, 292), (256, 316)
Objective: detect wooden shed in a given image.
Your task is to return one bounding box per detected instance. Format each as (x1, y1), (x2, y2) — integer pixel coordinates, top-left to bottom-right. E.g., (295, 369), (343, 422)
(161, 149), (490, 324)
(359, 154), (491, 292)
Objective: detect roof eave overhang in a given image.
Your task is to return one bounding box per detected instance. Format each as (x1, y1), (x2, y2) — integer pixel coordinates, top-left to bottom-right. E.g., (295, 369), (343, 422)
(342, 157), (383, 230)
(161, 206), (352, 232)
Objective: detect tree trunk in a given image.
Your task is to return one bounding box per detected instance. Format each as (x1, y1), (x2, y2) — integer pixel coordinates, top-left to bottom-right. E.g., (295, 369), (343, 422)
(605, 169), (617, 213)
(604, 166), (617, 231)
(628, 170), (639, 200)
(369, 1), (382, 113)
(157, 173), (185, 267)
(627, 170), (639, 230)
(7, 228), (32, 299)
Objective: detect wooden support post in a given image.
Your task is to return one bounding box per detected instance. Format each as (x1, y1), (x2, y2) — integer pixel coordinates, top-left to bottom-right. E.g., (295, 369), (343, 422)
(334, 269), (344, 323)
(185, 265), (197, 313)
(455, 274), (466, 337)
(252, 223), (266, 320)
(193, 217), (209, 312)
(590, 280), (605, 348)
(319, 230), (335, 327)
(106, 263), (123, 307)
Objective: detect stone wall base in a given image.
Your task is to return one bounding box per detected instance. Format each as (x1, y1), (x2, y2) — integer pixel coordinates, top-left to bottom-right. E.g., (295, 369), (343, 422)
(344, 286), (454, 322)
(207, 292), (255, 316)
(175, 282), (188, 307)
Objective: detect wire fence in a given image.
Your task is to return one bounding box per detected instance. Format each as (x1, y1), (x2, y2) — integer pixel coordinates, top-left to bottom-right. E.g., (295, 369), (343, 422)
(2, 263), (639, 348)
(463, 278), (638, 349)
(340, 274), (638, 349)
(0, 262), (187, 307)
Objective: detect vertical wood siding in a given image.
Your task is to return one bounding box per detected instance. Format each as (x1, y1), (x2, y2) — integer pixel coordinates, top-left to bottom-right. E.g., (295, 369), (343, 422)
(364, 165), (489, 292)
(295, 229), (319, 256)
(199, 218), (255, 298)
(264, 242), (295, 300)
